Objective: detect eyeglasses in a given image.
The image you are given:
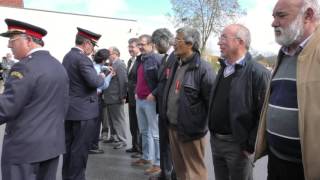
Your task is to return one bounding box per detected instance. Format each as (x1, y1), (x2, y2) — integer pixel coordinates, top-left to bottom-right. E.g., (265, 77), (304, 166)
(218, 35), (240, 42)
(174, 38), (185, 43)
(137, 43), (149, 47)
(8, 36), (27, 44)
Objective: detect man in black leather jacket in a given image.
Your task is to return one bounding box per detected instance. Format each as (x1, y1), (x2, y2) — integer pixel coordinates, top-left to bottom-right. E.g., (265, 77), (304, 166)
(161, 27), (216, 180)
(208, 24), (270, 180)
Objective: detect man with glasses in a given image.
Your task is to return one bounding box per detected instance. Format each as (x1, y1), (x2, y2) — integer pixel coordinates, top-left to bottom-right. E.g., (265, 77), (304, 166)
(62, 27), (106, 180)
(162, 27), (215, 180)
(131, 34), (162, 176)
(0, 18), (69, 180)
(103, 46), (128, 150)
(208, 24), (270, 180)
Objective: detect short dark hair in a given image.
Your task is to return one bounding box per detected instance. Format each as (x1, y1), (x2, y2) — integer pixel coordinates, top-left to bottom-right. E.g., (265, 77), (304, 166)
(139, 34), (152, 44)
(75, 34), (87, 45)
(128, 38), (139, 45)
(94, 49), (110, 64)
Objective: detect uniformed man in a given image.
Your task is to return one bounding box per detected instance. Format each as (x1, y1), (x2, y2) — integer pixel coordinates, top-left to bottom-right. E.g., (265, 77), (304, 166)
(62, 27), (106, 180)
(0, 19), (69, 180)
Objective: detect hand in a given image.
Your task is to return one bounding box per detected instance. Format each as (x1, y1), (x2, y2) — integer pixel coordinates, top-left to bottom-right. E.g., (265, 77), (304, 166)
(110, 69), (116, 76)
(146, 93), (155, 101)
(99, 72), (105, 78)
(242, 150), (252, 158)
(135, 94), (138, 100)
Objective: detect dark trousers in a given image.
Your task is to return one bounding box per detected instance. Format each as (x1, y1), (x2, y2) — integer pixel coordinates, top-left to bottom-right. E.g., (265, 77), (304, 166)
(159, 117), (174, 179)
(91, 97), (103, 149)
(267, 151), (304, 180)
(128, 104), (141, 151)
(62, 119), (96, 180)
(211, 134), (253, 180)
(1, 156), (59, 180)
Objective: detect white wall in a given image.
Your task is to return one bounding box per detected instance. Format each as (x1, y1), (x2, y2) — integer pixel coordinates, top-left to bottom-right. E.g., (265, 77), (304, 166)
(0, 6), (139, 62)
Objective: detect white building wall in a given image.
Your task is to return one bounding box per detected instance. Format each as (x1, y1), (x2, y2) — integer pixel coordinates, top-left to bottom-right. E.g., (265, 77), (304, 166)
(0, 6), (139, 62)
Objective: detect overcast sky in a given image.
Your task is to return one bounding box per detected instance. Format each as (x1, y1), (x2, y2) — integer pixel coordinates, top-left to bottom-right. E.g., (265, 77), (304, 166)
(23, 0), (280, 56)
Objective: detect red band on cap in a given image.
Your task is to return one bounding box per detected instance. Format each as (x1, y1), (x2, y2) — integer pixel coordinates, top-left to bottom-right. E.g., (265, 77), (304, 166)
(78, 31), (98, 43)
(8, 25), (43, 39)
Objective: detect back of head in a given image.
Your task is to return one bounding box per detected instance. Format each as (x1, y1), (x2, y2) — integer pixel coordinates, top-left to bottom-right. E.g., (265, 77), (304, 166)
(233, 24), (251, 50)
(94, 49), (110, 64)
(152, 28), (174, 52)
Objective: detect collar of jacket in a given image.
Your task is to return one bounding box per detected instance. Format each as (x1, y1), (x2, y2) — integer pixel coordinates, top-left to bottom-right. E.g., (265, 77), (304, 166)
(176, 51), (201, 70)
(140, 52), (155, 62)
(218, 52), (252, 69)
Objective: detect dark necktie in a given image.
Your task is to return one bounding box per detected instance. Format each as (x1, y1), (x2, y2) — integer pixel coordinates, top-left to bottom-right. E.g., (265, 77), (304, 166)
(161, 53), (168, 65)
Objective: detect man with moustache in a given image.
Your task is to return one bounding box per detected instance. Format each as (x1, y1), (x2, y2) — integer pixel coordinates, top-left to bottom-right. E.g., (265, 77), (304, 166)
(255, 0), (320, 179)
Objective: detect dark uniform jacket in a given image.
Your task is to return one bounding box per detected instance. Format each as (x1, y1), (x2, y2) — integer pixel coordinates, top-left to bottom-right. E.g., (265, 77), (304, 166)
(63, 47), (104, 120)
(127, 56), (140, 107)
(162, 52), (216, 142)
(0, 50), (69, 163)
(104, 59), (128, 104)
(208, 53), (270, 153)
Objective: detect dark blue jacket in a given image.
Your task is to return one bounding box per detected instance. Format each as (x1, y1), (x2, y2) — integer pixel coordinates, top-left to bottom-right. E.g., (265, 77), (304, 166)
(63, 48), (104, 120)
(0, 50), (69, 163)
(136, 52), (161, 96)
(208, 53), (270, 153)
(162, 52), (216, 142)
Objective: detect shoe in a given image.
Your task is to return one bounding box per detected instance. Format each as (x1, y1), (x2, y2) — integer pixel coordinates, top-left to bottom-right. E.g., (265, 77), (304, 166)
(99, 135), (107, 141)
(131, 153), (142, 158)
(125, 148), (138, 153)
(88, 148), (104, 154)
(113, 142), (127, 149)
(131, 159), (151, 166)
(145, 165), (161, 175)
(103, 138), (115, 143)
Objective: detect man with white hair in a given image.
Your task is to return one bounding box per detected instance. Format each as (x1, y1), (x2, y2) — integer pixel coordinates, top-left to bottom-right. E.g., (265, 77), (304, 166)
(208, 24), (270, 180)
(255, 0), (320, 179)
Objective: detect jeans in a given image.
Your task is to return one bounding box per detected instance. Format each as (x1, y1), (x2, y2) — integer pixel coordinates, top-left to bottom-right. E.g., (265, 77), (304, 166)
(136, 98), (160, 166)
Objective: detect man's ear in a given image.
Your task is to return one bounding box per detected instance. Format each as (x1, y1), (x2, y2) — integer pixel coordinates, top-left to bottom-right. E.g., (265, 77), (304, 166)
(304, 7), (315, 21)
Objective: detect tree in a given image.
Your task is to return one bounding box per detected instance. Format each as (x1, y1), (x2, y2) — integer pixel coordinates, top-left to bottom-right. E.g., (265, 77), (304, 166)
(169, 0), (244, 53)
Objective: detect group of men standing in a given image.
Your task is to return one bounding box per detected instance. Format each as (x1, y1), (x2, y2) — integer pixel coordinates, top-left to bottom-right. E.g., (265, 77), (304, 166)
(0, 0), (320, 180)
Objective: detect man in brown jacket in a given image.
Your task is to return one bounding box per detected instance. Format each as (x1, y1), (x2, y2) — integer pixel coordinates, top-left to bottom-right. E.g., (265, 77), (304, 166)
(255, 0), (320, 179)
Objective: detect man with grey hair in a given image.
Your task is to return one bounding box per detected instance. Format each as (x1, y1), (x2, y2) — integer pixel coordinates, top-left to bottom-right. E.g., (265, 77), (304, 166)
(255, 0), (320, 179)
(104, 46), (128, 149)
(208, 23), (270, 180)
(161, 27), (215, 180)
(150, 28), (176, 180)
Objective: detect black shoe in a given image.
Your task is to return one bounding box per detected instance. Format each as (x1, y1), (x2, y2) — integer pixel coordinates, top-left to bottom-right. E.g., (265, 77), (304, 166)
(88, 148), (104, 154)
(126, 148), (138, 153)
(103, 138), (115, 143)
(113, 142), (127, 149)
